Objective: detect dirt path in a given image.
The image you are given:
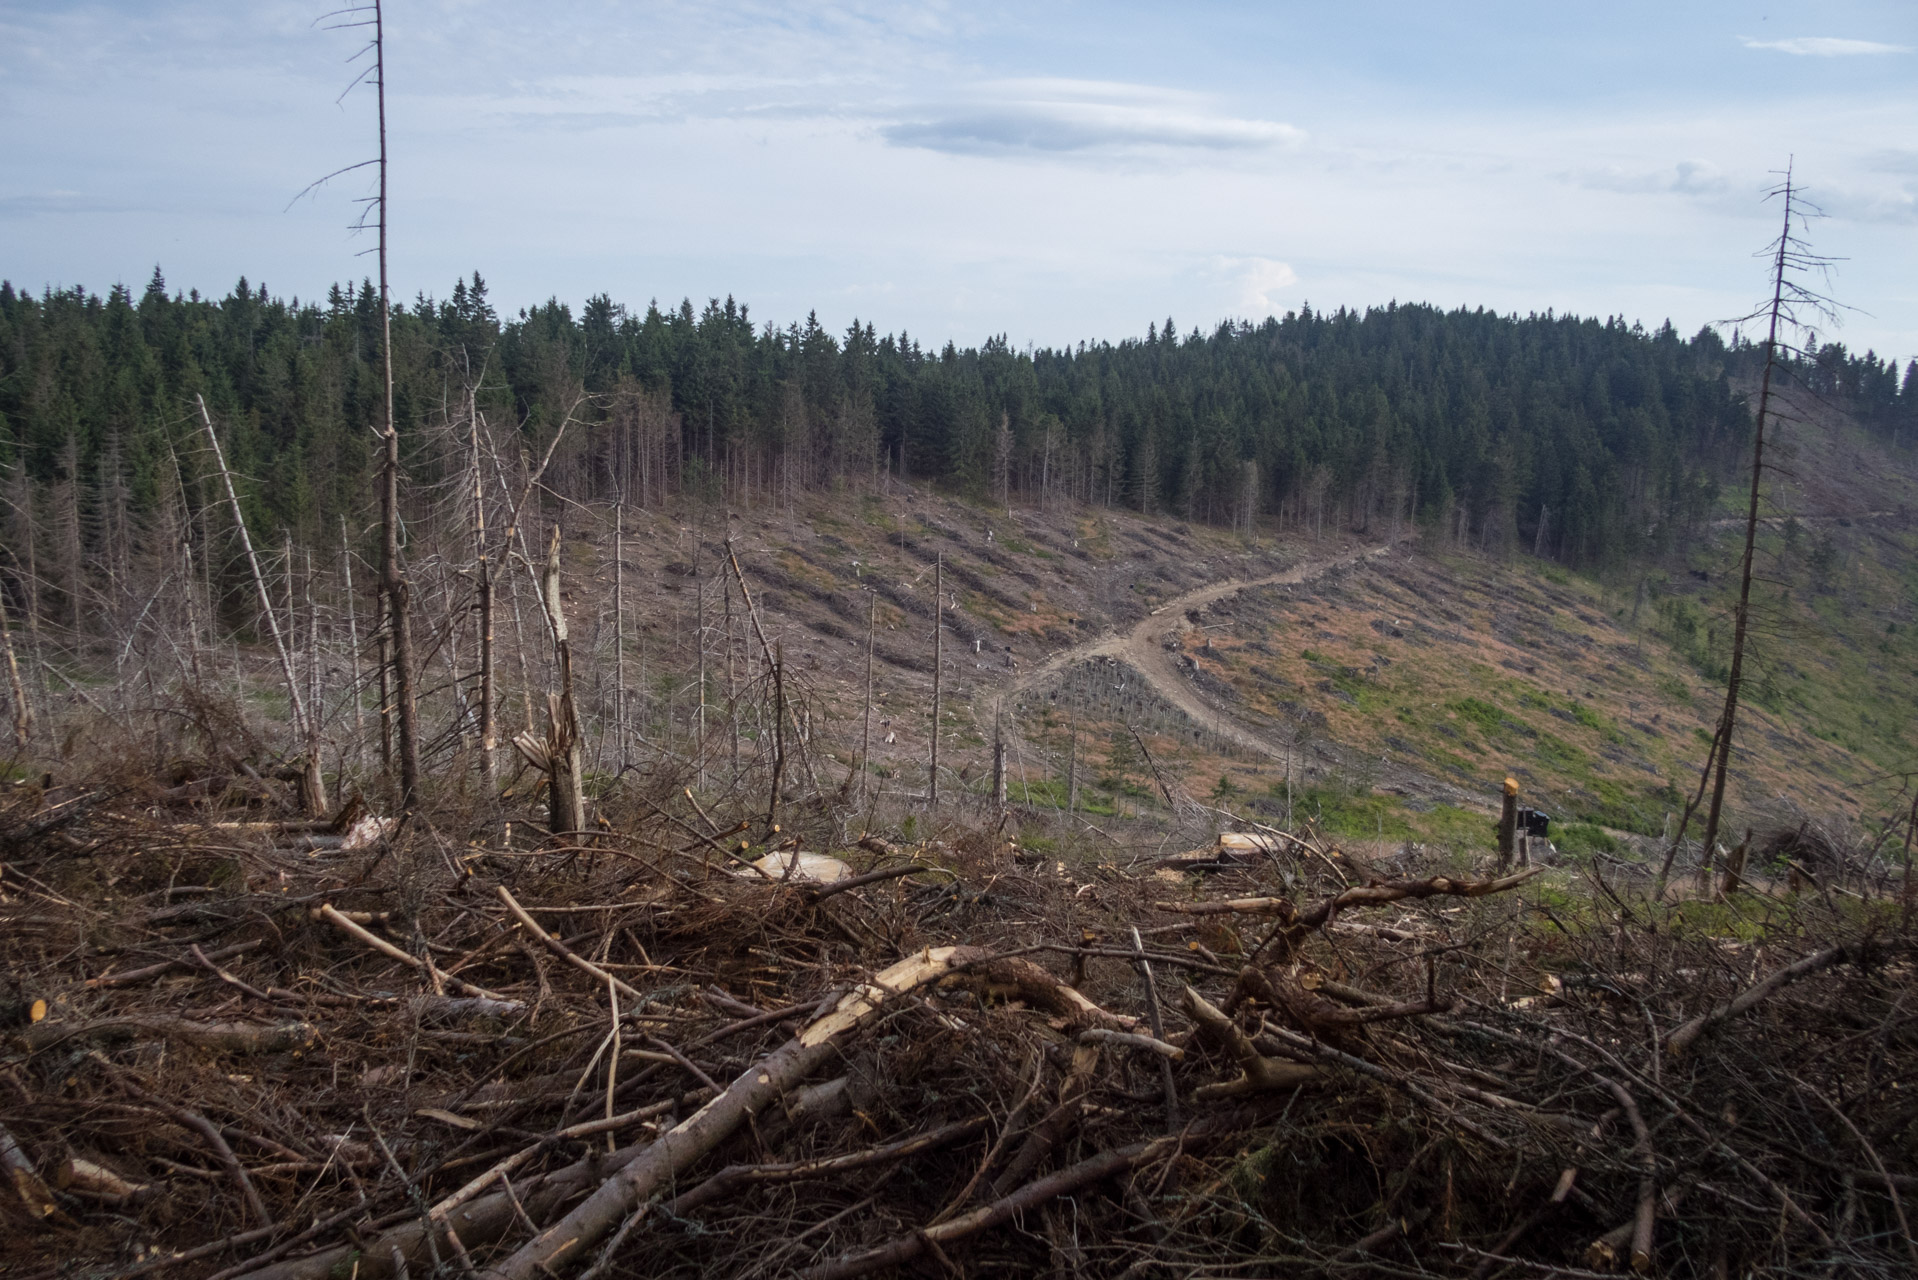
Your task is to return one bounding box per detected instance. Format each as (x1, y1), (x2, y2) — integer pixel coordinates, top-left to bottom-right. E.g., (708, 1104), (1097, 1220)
(1014, 542), (1394, 762)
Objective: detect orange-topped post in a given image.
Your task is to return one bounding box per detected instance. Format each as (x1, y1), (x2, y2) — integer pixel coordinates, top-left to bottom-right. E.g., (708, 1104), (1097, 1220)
(1497, 776), (1520, 871)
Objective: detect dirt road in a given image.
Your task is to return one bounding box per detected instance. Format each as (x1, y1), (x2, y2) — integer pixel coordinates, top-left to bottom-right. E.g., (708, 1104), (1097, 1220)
(1014, 542), (1395, 762)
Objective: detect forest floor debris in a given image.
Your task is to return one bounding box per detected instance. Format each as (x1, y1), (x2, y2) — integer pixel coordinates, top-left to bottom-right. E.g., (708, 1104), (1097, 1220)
(2, 775), (1914, 1280)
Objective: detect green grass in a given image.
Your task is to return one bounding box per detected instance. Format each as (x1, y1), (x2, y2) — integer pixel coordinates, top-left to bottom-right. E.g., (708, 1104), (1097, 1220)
(1553, 821), (1622, 859)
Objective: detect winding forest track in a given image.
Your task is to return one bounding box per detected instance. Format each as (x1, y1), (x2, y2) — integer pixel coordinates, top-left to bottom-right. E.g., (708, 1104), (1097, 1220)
(1013, 542), (1395, 762)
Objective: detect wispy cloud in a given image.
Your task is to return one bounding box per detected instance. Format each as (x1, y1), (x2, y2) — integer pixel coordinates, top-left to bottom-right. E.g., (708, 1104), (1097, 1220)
(0, 191), (141, 217)
(1738, 36), (1910, 56)
(1573, 159), (1729, 196)
(883, 79), (1303, 156)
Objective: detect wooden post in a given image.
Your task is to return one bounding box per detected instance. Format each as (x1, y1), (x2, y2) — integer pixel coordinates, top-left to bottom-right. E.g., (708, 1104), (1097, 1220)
(930, 552), (942, 808)
(1497, 776), (1519, 872)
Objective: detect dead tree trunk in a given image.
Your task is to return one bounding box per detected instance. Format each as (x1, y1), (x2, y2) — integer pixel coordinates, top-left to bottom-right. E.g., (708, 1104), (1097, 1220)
(339, 517), (364, 769)
(0, 583), (29, 747)
(196, 395), (325, 814)
(769, 641), (786, 828)
(695, 526), (706, 790)
(513, 526), (585, 837)
(991, 699), (1007, 811)
(1700, 176), (1796, 864)
(373, 0), (421, 810)
(474, 393), (497, 785)
(1066, 705), (1079, 814)
(860, 590), (874, 801)
(611, 496), (623, 775)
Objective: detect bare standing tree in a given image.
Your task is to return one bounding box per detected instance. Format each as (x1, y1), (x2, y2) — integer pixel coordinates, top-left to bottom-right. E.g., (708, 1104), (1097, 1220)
(1660, 165), (1840, 894)
(1697, 167), (1840, 867)
(314, 0), (420, 807)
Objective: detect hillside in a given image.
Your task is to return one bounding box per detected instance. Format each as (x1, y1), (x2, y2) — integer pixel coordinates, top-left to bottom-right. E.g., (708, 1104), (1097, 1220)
(498, 371), (1916, 857)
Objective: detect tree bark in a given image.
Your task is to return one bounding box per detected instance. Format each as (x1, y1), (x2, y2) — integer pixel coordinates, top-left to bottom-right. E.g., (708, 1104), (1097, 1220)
(373, 0), (421, 809)
(1700, 178), (1795, 864)
(478, 946), (982, 1280)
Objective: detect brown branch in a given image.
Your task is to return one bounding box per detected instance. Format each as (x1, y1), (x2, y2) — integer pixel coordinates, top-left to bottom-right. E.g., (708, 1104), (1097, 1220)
(1666, 942), (1893, 1057)
(792, 1137), (1166, 1280)
(1182, 984), (1324, 1100)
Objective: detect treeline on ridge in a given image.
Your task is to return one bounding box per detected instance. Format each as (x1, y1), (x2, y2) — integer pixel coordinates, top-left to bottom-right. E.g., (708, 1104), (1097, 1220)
(3, 267), (1915, 626)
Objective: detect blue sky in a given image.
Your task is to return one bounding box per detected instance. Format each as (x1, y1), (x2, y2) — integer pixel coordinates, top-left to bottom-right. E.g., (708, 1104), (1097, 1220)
(2, 1), (1914, 363)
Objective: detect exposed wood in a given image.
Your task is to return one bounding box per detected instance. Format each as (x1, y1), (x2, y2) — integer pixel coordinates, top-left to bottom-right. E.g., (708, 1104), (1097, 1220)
(479, 945), (982, 1280)
(1182, 984), (1324, 1100)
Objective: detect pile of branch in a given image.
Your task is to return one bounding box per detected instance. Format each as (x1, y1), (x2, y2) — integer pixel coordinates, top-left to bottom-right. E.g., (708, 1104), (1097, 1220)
(3, 788), (1914, 1280)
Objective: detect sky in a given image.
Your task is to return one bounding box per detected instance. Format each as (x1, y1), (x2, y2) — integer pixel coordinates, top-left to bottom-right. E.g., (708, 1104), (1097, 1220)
(2, 1), (1915, 363)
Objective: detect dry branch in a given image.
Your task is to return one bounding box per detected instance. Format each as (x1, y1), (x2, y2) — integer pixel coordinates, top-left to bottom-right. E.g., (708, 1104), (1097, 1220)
(478, 945), (988, 1280)
(1182, 984), (1324, 1100)
(1665, 941), (1892, 1057)
(13, 1017), (317, 1055)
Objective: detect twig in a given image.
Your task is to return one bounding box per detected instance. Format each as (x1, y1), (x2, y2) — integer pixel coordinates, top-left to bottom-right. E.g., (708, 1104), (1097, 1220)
(496, 885), (644, 1002)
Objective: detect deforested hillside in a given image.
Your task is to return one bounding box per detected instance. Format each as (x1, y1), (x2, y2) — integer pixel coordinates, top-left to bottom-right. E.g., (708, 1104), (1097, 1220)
(3, 276), (1917, 1280)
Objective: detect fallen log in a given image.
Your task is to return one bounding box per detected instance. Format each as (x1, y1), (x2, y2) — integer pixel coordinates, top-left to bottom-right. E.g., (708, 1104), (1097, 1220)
(474, 945), (989, 1280)
(316, 903), (519, 1005)
(2, 1121), (59, 1223)
(1258, 868), (1541, 959)
(661, 1115), (989, 1218)
(940, 954), (1137, 1031)
(1665, 941), (1899, 1057)
(85, 940), (264, 988)
(1154, 896), (1296, 918)
(12, 1017), (317, 1055)
(1079, 1028), (1184, 1060)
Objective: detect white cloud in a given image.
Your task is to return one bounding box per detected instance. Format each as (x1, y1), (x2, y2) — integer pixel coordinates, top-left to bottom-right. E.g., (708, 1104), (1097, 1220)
(883, 80), (1303, 156)
(1738, 36), (1910, 57)
(1218, 256), (1300, 314)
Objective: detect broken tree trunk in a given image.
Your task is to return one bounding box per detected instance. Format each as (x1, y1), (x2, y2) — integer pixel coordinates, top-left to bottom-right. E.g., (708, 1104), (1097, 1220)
(0, 585), (30, 747)
(1497, 775), (1518, 872)
(512, 526), (584, 836)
